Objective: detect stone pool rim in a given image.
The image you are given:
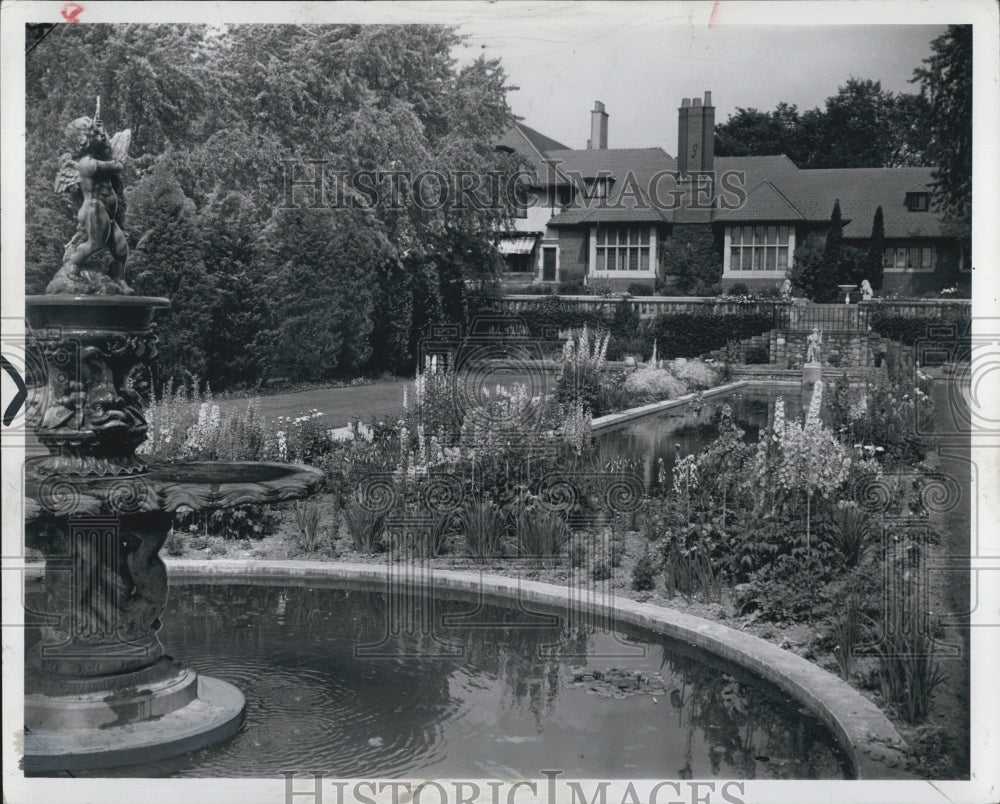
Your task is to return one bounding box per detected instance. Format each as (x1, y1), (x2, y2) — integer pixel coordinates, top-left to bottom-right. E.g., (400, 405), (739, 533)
(162, 559), (914, 780)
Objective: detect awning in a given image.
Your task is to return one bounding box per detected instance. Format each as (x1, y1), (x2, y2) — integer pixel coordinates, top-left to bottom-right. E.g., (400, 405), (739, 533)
(496, 236), (539, 255)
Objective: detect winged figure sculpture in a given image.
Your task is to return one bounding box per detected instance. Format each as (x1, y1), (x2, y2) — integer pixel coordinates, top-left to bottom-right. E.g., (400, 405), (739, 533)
(47, 97), (134, 295)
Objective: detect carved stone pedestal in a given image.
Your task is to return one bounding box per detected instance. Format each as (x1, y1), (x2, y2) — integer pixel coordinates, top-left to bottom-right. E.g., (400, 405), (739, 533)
(23, 296), (323, 772)
(802, 362), (822, 417)
(23, 511), (245, 773)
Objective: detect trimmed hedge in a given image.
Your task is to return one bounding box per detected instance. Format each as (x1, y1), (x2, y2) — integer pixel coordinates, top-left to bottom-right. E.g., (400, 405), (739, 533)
(650, 312), (774, 358)
(870, 311), (971, 356)
(474, 299), (778, 361)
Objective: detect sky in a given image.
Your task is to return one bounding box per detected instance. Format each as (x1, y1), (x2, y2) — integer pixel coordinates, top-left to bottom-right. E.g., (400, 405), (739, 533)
(453, 20), (947, 154)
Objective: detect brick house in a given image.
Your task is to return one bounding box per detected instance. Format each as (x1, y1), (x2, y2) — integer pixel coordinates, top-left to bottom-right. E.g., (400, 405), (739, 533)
(494, 92), (964, 295)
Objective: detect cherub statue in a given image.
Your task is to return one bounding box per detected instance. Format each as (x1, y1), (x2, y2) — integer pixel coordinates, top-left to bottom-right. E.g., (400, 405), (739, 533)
(861, 279), (874, 300)
(779, 278), (792, 300)
(806, 327), (823, 364)
(47, 97), (133, 295)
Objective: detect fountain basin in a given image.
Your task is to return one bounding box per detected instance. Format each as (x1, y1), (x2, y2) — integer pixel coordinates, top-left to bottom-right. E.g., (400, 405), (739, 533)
(25, 460), (325, 519)
(26, 294), (171, 331)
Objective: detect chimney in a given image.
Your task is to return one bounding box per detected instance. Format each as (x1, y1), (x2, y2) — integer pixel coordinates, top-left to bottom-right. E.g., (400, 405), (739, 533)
(590, 101), (608, 149)
(677, 91), (715, 179)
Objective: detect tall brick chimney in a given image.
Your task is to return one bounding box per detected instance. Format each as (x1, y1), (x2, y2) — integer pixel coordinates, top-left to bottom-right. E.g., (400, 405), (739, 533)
(589, 101), (608, 149)
(677, 91), (714, 178)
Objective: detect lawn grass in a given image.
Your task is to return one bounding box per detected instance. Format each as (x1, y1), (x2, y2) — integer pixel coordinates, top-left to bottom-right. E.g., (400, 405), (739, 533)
(215, 372), (555, 427)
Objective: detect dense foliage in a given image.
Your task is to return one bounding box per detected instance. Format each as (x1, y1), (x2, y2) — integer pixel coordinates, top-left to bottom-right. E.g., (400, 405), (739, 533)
(714, 78), (932, 169)
(26, 24), (521, 390)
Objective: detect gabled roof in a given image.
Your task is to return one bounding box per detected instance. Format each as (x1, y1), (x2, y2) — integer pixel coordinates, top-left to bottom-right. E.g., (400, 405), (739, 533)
(545, 147), (676, 226)
(714, 180), (806, 222)
(499, 119), (947, 240)
(756, 167), (943, 238)
(495, 123), (573, 184)
(516, 123), (569, 154)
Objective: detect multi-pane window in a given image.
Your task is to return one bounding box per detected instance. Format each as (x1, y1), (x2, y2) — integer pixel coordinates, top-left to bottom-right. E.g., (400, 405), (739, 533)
(595, 226), (650, 272)
(883, 246), (934, 271)
(728, 225), (791, 272)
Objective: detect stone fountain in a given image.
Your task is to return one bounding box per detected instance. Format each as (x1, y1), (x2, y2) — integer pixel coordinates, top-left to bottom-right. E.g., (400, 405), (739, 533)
(22, 103), (323, 772)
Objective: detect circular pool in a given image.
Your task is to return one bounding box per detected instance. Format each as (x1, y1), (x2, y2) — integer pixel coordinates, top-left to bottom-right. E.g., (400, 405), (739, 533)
(66, 576), (853, 779)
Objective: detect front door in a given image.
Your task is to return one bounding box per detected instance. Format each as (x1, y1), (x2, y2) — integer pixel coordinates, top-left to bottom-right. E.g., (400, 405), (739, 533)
(542, 247), (557, 282)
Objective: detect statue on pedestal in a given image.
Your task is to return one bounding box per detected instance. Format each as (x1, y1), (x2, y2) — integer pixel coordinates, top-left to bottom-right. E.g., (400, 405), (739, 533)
(47, 97), (133, 295)
(806, 327), (823, 364)
(861, 279), (874, 300)
(779, 278), (792, 300)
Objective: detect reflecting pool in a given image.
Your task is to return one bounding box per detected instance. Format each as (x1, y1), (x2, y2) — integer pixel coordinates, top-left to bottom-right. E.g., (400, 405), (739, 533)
(597, 387), (800, 488)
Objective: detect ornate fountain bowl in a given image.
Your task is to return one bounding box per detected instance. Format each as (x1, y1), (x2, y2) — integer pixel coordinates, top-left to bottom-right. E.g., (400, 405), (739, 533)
(25, 295), (170, 477)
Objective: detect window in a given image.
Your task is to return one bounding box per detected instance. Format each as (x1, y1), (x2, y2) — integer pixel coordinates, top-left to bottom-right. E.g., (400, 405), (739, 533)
(905, 192), (930, 212)
(595, 226), (651, 272)
(505, 254), (533, 273)
(587, 178), (610, 199)
(883, 245), (934, 272)
(727, 225), (792, 273)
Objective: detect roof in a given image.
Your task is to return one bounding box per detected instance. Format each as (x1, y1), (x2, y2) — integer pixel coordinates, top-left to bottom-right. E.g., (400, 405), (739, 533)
(545, 147), (676, 226)
(499, 121), (946, 240)
(516, 123), (569, 154)
(495, 123), (573, 184)
(714, 180), (806, 222)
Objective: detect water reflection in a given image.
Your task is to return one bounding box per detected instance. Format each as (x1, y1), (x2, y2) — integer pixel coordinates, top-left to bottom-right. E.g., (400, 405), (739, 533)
(597, 390), (795, 489)
(73, 582), (850, 779)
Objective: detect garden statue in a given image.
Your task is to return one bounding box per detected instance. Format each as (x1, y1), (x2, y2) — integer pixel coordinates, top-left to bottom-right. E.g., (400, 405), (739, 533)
(806, 327), (822, 364)
(22, 100), (323, 772)
(47, 97), (134, 295)
(861, 279), (874, 300)
(779, 278), (792, 300)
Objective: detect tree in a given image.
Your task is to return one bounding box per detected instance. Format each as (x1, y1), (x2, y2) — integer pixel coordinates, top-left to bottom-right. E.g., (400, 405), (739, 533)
(25, 23), (524, 389)
(714, 103), (802, 161)
(790, 236), (837, 303)
(259, 206), (381, 381)
(715, 78), (930, 169)
(912, 25), (972, 266)
(865, 206), (886, 291)
(658, 224), (723, 295)
(126, 161), (216, 388)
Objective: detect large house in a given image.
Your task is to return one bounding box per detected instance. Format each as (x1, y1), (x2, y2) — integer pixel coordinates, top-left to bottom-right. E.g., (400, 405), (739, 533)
(494, 92), (963, 295)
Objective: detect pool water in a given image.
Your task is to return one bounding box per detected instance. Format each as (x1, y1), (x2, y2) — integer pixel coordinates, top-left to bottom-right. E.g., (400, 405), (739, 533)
(597, 388), (799, 488)
(78, 581), (851, 779)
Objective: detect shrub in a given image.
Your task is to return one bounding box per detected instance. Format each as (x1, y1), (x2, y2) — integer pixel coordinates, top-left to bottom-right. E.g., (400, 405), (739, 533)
(293, 499), (323, 552)
(631, 548), (657, 591)
(743, 343), (769, 365)
(627, 283), (655, 297)
(650, 312), (774, 358)
(827, 502), (875, 567)
(624, 366), (687, 400)
(343, 501), (386, 554)
(513, 502), (571, 558)
(667, 358), (718, 390)
(610, 299), (641, 342)
(458, 499), (508, 560)
(660, 538), (721, 603)
(871, 581), (946, 724)
(557, 281), (588, 295)
(870, 310), (971, 354)
(206, 504), (275, 540)
(728, 282), (751, 296)
(833, 594), (862, 680)
(591, 560), (612, 581)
